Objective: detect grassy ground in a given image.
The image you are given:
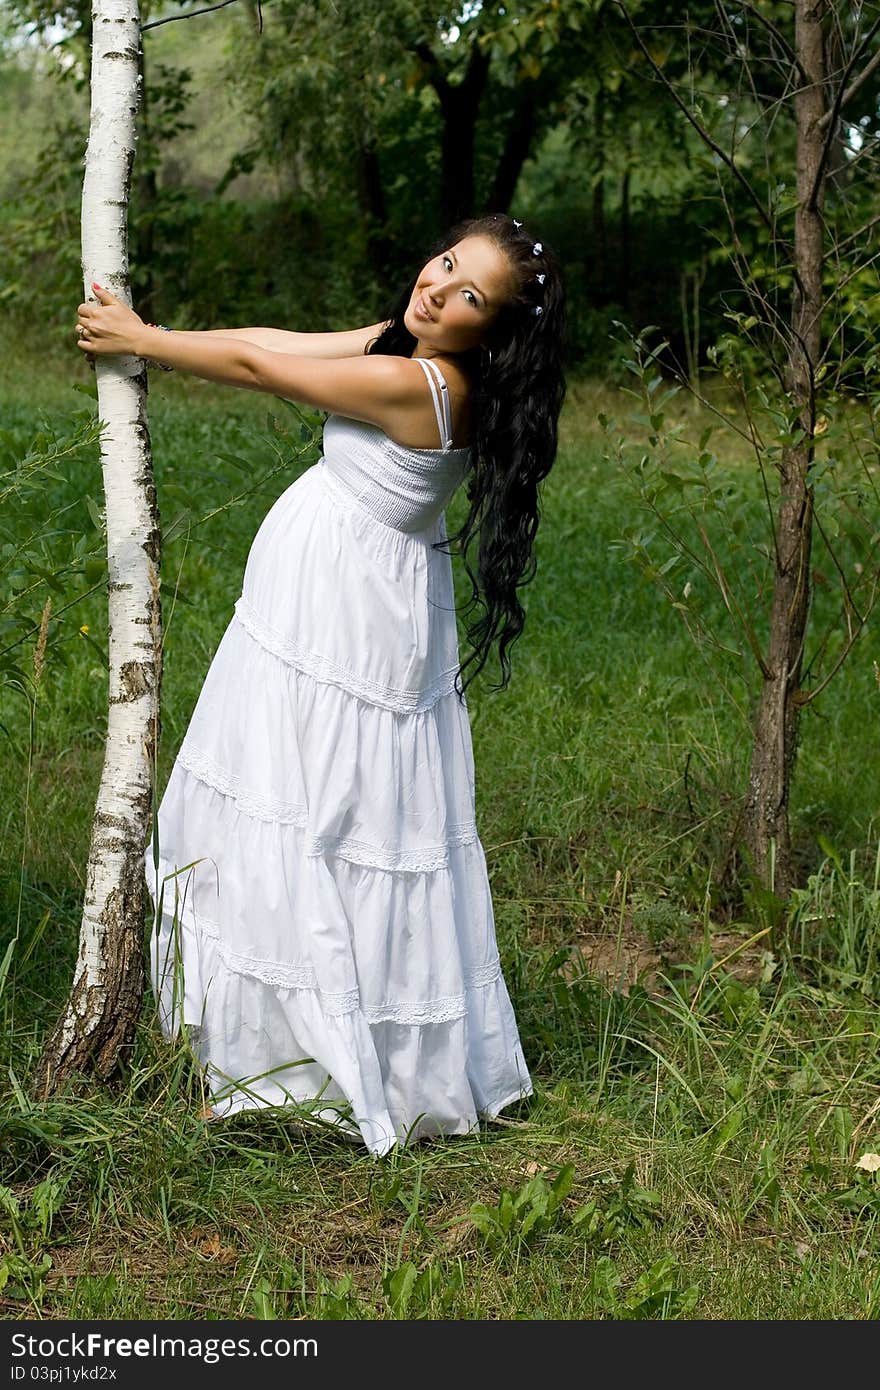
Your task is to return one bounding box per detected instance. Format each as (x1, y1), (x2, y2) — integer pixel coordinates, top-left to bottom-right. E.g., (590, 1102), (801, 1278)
(1, 339), (879, 1320)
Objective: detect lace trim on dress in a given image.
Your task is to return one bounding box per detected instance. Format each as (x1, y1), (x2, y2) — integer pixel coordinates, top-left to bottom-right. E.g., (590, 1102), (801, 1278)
(308, 825), (478, 873)
(366, 997), (467, 1025)
(154, 894), (503, 1023)
(177, 742), (308, 825)
(175, 741), (479, 873)
(234, 595), (460, 714)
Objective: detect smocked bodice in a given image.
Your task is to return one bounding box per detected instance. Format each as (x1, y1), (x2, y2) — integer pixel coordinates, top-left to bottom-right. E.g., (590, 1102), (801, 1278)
(321, 414), (470, 534)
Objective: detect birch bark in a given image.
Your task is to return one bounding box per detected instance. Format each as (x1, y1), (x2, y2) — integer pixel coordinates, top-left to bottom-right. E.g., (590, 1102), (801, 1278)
(39, 0), (161, 1091)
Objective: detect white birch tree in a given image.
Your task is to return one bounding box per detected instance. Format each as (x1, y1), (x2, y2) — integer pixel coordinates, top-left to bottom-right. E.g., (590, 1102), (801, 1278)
(39, 0), (161, 1092)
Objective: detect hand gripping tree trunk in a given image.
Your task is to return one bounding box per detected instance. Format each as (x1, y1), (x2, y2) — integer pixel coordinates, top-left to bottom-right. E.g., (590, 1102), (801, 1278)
(39, 0), (161, 1094)
(744, 0), (825, 900)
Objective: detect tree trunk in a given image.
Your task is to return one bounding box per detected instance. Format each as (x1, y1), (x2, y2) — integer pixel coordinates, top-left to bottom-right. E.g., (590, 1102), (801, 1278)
(744, 0), (824, 900)
(355, 140), (393, 278)
(619, 165), (631, 308)
(418, 43), (490, 226)
(590, 85), (608, 302)
(486, 89), (537, 213)
(38, 0), (161, 1095)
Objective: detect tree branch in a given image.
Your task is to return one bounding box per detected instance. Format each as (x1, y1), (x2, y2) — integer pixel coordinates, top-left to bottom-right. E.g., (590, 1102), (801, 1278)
(808, 16), (880, 208)
(736, 1), (804, 79)
(832, 209), (880, 257)
(614, 2), (775, 236)
(414, 40), (448, 96)
(799, 520), (878, 707)
(142, 0), (254, 33)
(816, 14), (880, 130)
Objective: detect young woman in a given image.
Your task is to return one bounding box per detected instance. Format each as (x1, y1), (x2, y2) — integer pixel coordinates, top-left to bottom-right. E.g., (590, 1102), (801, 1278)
(75, 213), (566, 1155)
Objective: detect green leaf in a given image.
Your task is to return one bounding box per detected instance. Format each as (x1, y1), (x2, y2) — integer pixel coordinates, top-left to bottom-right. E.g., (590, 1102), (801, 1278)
(383, 1262), (418, 1316)
(249, 1277), (276, 1320)
(214, 452), (254, 474)
(0, 938), (16, 1004)
(817, 834), (844, 874)
(84, 495), (105, 531)
(78, 630), (109, 669)
(83, 556), (106, 584)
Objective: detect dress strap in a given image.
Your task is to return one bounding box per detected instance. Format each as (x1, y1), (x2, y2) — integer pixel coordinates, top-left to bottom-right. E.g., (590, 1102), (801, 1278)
(414, 357), (454, 450)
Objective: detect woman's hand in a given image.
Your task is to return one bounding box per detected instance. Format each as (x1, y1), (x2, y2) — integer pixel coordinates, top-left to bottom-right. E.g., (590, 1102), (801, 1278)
(76, 284), (145, 357)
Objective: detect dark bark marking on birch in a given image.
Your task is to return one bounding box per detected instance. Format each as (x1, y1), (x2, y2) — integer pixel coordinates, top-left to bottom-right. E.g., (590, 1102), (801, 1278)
(94, 838), (132, 856)
(141, 527), (161, 563)
(38, 851), (147, 1092)
(112, 660), (150, 704)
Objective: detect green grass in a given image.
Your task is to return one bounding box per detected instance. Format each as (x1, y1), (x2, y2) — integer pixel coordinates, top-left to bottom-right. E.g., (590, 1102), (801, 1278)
(1, 341), (879, 1320)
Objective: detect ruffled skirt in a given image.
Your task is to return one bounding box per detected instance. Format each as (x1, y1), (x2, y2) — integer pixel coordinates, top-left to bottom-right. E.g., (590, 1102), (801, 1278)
(144, 460), (532, 1155)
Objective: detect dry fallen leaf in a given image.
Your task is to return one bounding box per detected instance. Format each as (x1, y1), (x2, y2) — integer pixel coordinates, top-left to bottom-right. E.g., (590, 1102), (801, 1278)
(192, 1232), (237, 1264)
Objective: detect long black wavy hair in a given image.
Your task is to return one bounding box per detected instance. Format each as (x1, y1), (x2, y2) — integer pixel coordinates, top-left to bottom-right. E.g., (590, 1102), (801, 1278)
(367, 213), (566, 695)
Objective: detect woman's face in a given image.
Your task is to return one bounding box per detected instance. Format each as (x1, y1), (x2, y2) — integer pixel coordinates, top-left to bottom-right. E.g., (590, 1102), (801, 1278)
(404, 234), (515, 354)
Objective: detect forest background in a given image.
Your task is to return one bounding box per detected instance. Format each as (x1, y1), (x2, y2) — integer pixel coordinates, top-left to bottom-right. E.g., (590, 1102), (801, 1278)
(1, 0), (880, 1321)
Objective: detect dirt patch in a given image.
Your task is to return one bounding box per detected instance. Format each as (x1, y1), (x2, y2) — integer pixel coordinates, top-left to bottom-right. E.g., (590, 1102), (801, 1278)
(571, 921), (772, 994)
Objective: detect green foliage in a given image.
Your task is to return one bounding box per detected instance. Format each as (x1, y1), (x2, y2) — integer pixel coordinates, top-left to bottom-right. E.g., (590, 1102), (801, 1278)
(468, 1159), (662, 1258)
(571, 1162), (662, 1244)
(591, 1253), (699, 1319)
(0, 408), (104, 705)
(789, 842), (880, 1000)
(0, 1172), (67, 1307)
(381, 1259), (463, 1318)
(0, 107), (86, 327)
(469, 1163), (575, 1247)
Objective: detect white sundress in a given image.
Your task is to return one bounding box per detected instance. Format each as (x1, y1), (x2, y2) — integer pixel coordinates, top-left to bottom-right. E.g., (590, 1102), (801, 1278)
(145, 354), (533, 1155)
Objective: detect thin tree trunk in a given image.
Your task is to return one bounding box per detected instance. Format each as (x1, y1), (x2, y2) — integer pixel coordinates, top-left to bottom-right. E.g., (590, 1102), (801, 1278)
(592, 86), (607, 301)
(744, 0), (824, 899)
(620, 165), (631, 307)
(38, 0), (161, 1094)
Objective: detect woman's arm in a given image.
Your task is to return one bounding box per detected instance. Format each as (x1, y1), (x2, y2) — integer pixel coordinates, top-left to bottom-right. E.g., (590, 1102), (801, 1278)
(76, 287), (429, 438)
(175, 323), (389, 358)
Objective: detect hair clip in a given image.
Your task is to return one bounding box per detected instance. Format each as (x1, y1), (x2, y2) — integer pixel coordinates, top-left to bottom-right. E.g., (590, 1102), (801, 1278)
(513, 219), (523, 228)
(533, 305), (543, 317)
(532, 241), (543, 255)
(536, 273), (546, 285)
